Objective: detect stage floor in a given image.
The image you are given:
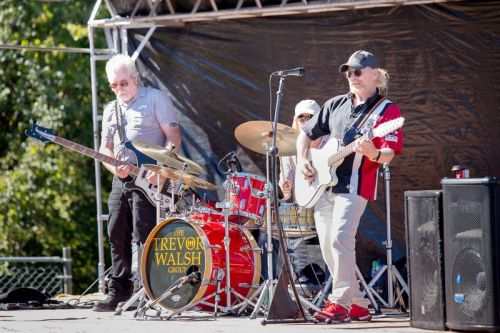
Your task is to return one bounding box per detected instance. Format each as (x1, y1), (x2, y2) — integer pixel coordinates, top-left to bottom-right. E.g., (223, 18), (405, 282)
(0, 294), (444, 333)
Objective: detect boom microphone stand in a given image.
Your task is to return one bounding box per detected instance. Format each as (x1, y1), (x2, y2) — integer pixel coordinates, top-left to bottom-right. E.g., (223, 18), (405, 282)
(367, 163), (409, 308)
(260, 72), (308, 324)
(249, 143), (275, 318)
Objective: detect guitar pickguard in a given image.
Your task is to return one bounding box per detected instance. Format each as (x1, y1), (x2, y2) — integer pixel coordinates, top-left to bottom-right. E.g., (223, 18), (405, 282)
(125, 165), (176, 209)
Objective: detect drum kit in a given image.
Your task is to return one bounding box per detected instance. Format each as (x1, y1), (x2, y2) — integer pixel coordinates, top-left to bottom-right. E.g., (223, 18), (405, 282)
(118, 121), (317, 319)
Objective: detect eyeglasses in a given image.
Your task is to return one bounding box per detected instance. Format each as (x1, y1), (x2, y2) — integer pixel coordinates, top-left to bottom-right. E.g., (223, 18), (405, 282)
(297, 114), (312, 122)
(344, 69), (363, 78)
(109, 80), (129, 90)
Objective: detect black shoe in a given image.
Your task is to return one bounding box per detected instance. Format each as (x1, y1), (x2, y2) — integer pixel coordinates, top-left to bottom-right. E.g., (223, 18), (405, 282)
(92, 293), (131, 312)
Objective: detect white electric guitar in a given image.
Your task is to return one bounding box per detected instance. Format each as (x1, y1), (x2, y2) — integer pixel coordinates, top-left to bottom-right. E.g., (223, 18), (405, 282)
(294, 117), (405, 208)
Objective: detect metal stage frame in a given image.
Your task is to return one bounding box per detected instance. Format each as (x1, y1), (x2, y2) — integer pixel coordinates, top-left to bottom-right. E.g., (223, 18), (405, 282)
(87, 0), (461, 292)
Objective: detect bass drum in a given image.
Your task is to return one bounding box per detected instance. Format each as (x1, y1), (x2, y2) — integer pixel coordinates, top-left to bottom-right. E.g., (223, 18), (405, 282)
(141, 218), (261, 312)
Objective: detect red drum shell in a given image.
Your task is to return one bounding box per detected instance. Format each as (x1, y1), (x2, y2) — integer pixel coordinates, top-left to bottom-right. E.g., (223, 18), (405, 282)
(141, 218), (261, 311)
(228, 173), (266, 226)
(191, 206), (224, 223)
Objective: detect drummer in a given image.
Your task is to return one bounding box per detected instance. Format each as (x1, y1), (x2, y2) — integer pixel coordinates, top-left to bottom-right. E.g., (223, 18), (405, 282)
(272, 100), (327, 286)
(280, 100), (327, 201)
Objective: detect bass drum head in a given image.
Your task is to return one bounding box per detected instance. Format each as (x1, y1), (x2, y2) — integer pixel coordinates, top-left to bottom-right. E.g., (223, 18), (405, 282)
(141, 218), (211, 311)
(141, 218), (261, 312)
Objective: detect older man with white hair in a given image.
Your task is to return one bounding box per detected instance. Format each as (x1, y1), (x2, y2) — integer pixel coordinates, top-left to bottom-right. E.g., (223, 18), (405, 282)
(93, 54), (181, 312)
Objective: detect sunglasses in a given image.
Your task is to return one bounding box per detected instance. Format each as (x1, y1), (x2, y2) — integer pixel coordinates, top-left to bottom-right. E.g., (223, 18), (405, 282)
(297, 114), (312, 122)
(344, 69), (363, 78)
(109, 80), (129, 90)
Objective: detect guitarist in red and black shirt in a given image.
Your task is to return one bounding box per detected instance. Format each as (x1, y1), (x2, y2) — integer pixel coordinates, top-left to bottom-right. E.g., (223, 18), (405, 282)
(296, 50), (403, 322)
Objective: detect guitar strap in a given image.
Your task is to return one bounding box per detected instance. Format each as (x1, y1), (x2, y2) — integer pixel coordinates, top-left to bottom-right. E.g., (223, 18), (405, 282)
(114, 100), (126, 145)
(353, 95), (386, 130)
(342, 95), (386, 145)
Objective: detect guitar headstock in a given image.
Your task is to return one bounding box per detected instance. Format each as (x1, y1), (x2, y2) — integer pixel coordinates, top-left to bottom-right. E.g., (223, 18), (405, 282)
(25, 123), (56, 143)
(373, 117), (405, 138)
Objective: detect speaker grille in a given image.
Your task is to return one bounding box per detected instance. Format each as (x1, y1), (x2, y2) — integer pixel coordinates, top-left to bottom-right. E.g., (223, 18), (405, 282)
(442, 178), (500, 331)
(405, 190), (446, 330)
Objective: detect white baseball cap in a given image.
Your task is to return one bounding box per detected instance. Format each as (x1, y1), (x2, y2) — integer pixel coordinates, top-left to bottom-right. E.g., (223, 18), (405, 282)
(294, 99), (320, 119)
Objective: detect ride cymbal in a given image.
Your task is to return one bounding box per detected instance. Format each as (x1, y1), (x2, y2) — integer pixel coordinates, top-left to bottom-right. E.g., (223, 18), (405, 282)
(144, 165), (217, 191)
(234, 121), (299, 156)
(132, 141), (204, 175)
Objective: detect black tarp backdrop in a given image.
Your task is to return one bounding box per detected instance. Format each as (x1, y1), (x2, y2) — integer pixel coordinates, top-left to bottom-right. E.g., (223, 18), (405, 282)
(108, 0), (500, 276)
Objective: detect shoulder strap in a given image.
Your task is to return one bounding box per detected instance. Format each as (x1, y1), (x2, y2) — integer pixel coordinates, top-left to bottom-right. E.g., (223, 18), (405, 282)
(114, 100), (126, 144)
(354, 96), (386, 129)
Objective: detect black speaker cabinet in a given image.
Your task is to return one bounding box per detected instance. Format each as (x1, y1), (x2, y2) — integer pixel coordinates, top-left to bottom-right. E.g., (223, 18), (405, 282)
(405, 190), (446, 330)
(441, 177), (500, 333)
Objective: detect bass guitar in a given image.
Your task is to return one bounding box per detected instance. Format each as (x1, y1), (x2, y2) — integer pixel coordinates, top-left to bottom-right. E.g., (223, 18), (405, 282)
(25, 123), (176, 209)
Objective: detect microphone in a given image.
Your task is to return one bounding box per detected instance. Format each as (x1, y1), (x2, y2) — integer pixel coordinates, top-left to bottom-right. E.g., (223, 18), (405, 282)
(273, 67), (305, 77)
(226, 151), (243, 173)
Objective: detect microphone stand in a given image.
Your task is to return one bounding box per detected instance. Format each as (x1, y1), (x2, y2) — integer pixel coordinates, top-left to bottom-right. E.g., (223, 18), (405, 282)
(367, 163), (409, 309)
(261, 75), (308, 324)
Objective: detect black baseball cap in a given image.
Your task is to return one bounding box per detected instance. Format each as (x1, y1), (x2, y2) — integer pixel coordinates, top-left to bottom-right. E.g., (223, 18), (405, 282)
(339, 50), (379, 73)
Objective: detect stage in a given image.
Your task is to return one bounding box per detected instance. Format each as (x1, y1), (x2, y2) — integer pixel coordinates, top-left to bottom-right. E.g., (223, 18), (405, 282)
(0, 294), (438, 333)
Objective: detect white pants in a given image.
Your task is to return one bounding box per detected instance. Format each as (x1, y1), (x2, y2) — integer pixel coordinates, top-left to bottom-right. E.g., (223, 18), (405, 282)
(314, 191), (369, 309)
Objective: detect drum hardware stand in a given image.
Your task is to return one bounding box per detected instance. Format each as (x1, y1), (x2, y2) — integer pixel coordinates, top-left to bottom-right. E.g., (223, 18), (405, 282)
(136, 271), (201, 318)
(249, 144), (276, 319)
(213, 268), (225, 318)
(367, 163), (409, 309)
(212, 175), (249, 314)
(313, 265), (380, 313)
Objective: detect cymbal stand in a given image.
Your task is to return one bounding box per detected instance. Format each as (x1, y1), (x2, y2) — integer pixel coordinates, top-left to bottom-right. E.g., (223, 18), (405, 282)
(250, 143), (275, 319)
(214, 176), (238, 313)
(213, 268), (225, 318)
(367, 163), (409, 308)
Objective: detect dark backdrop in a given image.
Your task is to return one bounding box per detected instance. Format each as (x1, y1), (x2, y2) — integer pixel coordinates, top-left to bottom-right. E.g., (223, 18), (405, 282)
(110, 0), (500, 275)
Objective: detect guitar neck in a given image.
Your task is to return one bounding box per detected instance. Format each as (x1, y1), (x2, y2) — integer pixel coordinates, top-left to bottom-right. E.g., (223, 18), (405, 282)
(327, 133), (369, 167)
(53, 136), (141, 176)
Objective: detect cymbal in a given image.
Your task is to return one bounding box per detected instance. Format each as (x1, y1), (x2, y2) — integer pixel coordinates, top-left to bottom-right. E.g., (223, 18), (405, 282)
(144, 165), (218, 191)
(132, 141), (204, 175)
(234, 121), (299, 156)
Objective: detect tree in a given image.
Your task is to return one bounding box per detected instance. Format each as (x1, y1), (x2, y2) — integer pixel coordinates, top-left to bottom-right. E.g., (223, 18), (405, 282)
(0, 0), (113, 293)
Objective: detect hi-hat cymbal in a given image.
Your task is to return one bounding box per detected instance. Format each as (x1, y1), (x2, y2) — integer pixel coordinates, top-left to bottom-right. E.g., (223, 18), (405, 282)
(132, 141), (204, 175)
(234, 121), (299, 156)
(144, 165), (218, 191)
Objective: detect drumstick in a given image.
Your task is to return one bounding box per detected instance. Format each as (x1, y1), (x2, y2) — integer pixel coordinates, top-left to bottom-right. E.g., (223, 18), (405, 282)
(279, 156), (285, 184)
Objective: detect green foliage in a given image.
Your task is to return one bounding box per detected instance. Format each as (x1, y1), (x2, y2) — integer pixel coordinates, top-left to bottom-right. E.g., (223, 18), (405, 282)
(0, 0), (113, 293)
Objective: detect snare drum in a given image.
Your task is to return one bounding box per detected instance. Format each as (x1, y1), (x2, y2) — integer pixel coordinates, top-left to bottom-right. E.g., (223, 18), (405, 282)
(263, 203), (316, 238)
(190, 202), (224, 223)
(141, 218), (261, 312)
(227, 173), (266, 226)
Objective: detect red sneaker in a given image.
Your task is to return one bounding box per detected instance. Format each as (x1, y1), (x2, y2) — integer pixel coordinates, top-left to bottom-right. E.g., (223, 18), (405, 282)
(349, 304), (372, 321)
(313, 301), (351, 323)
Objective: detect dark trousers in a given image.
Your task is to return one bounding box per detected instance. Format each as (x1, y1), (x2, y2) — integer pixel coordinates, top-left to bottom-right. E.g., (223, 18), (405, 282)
(107, 177), (156, 289)
(256, 231), (280, 280)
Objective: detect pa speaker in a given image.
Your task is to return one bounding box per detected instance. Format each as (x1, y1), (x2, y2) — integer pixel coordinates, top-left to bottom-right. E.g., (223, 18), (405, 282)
(442, 177), (500, 332)
(405, 190), (446, 330)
